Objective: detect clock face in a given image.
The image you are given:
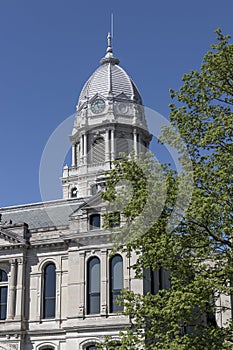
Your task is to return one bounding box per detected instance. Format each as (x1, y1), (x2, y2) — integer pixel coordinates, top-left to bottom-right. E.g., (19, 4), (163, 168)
(91, 98), (105, 114)
(117, 102), (129, 114)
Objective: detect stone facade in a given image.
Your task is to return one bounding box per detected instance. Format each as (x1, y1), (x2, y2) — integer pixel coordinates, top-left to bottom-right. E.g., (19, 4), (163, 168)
(0, 34), (155, 349)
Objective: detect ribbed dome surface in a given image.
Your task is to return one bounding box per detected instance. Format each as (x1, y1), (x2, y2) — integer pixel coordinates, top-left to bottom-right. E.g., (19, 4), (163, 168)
(79, 64), (138, 101)
(77, 36), (142, 107)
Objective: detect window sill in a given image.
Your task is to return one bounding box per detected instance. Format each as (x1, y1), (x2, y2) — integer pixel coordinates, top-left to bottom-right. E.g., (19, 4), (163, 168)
(39, 318), (57, 323)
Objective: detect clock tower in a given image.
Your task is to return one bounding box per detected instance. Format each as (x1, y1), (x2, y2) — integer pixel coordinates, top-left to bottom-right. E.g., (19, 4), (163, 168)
(62, 33), (151, 199)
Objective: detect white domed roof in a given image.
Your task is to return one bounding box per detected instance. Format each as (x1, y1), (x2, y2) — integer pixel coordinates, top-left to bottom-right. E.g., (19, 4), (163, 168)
(77, 34), (142, 109)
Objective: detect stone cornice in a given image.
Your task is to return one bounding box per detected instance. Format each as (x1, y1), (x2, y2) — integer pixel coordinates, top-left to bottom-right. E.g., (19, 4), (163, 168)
(30, 238), (70, 248)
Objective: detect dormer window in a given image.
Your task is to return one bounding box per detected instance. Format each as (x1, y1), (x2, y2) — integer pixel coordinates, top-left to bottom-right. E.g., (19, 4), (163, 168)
(90, 214), (101, 230)
(91, 184), (98, 195)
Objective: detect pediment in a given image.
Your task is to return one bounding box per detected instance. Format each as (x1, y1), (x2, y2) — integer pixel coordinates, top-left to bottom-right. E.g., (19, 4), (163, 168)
(82, 193), (105, 209)
(89, 93), (106, 103)
(116, 92), (129, 100)
(0, 227), (26, 247)
(69, 194), (105, 219)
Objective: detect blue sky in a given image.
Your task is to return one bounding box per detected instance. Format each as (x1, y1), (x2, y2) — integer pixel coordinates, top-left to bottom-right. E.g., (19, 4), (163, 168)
(0, 0), (233, 207)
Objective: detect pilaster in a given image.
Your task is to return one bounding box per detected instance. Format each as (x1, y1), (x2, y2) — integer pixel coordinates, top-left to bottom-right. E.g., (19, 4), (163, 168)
(100, 249), (108, 316)
(111, 129), (115, 161)
(7, 259), (17, 320)
(105, 130), (110, 162)
(78, 251), (85, 318)
(15, 258), (24, 321)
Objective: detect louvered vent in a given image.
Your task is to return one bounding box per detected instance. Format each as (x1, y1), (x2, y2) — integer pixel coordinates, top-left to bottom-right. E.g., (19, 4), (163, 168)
(116, 137), (129, 159)
(92, 138), (105, 164)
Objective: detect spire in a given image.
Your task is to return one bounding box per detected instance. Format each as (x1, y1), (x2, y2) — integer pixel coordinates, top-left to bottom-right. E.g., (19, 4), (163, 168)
(100, 33), (120, 65)
(107, 32), (112, 53)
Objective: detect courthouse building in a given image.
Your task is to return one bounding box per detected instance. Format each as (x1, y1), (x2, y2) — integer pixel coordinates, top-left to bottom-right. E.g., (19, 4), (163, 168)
(0, 34), (158, 350)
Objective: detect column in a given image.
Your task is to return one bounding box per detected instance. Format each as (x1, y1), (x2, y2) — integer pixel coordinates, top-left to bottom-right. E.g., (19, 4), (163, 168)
(105, 130), (110, 162)
(83, 134), (87, 164)
(7, 259), (17, 319)
(101, 249), (108, 315)
(138, 134), (141, 153)
(78, 251), (85, 317)
(133, 128), (138, 157)
(72, 144), (76, 167)
(80, 135), (83, 164)
(77, 143), (80, 165)
(15, 258), (24, 320)
(111, 129), (115, 161)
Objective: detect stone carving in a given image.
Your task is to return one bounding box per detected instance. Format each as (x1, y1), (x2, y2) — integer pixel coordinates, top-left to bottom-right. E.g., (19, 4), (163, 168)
(0, 343), (18, 350)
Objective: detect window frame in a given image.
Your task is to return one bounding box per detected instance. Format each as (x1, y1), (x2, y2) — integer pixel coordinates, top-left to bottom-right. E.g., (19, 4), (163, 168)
(71, 186), (78, 198)
(37, 344), (56, 350)
(87, 257), (101, 315)
(86, 346), (97, 350)
(109, 254), (124, 313)
(89, 214), (101, 230)
(42, 262), (56, 319)
(108, 212), (120, 228)
(91, 184), (98, 195)
(0, 268), (8, 320)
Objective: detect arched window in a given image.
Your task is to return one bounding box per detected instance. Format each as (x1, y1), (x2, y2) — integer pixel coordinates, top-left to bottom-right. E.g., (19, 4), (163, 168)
(110, 255), (123, 313)
(71, 187), (78, 198)
(0, 269), (8, 320)
(90, 214), (101, 230)
(92, 137), (105, 163)
(86, 346), (96, 350)
(87, 257), (100, 314)
(43, 263), (56, 319)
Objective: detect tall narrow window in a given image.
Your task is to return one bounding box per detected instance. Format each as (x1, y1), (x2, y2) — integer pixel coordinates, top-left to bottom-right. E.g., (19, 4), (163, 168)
(90, 214), (101, 230)
(110, 255), (123, 313)
(87, 257), (100, 314)
(0, 269), (8, 320)
(71, 187), (77, 198)
(43, 263), (56, 319)
(108, 212), (120, 228)
(150, 267), (163, 294)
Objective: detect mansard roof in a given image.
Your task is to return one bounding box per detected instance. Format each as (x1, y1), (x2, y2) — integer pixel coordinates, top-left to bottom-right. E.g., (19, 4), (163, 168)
(0, 198), (86, 230)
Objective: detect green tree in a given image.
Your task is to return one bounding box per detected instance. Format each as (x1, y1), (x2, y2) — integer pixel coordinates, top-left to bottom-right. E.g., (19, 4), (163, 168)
(100, 29), (233, 349)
